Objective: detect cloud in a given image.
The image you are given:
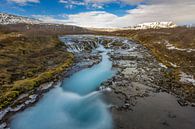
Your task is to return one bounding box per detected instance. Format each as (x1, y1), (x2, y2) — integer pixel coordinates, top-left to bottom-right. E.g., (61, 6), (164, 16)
(111, 2), (195, 27)
(84, 0), (144, 5)
(59, 0), (144, 9)
(35, 0), (195, 28)
(59, 0), (104, 9)
(32, 15), (70, 24)
(66, 11), (118, 27)
(33, 11), (118, 27)
(7, 0), (39, 4)
(59, 0), (85, 9)
(59, 0), (85, 6)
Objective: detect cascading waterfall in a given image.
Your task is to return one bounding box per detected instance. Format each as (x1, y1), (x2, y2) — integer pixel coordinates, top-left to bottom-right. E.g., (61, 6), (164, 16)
(10, 35), (116, 129)
(59, 35), (107, 53)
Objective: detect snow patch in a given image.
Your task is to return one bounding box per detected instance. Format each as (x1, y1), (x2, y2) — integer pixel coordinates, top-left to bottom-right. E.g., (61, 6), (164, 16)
(170, 62), (178, 68)
(179, 72), (195, 86)
(88, 22), (177, 31)
(159, 63), (167, 68)
(128, 22), (177, 30)
(164, 40), (195, 52)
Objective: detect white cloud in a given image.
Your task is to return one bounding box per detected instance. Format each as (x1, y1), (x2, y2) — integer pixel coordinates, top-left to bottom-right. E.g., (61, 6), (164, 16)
(59, 0), (144, 9)
(59, 0), (85, 5)
(33, 11), (118, 27)
(32, 15), (70, 24)
(35, 0), (195, 28)
(111, 2), (195, 27)
(66, 11), (118, 27)
(59, 0), (87, 9)
(59, 0), (105, 9)
(84, 0), (144, 5)
(7, 0), (39, 4)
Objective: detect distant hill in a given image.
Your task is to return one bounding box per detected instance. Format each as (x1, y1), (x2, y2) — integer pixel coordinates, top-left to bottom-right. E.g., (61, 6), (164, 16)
(88, 22), (177, 32)
(0, 12), (41, 25)
(0, 12), (94, 35)
(0, 23), (92, 36)
(127, 22), (177, 30)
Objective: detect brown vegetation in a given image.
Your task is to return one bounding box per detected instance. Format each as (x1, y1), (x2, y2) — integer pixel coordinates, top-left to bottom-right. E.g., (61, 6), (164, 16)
(0, 24), (77, 109)
(0, 23), (93, 36)
(105, 27), (195, 102)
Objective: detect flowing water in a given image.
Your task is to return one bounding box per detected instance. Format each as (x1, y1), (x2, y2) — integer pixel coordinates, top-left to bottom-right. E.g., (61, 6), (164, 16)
(10, 37), (116, 129)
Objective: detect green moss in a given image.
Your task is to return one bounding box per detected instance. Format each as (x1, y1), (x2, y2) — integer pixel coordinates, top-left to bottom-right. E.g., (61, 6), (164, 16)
(0, 33), (74, 110)
(0, 91), (20, 109)
(0, 58), (73, 109)
(112, 42), (123, 46)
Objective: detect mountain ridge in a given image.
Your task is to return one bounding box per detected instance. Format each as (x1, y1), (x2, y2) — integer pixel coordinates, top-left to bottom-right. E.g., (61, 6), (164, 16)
(128, 21), (177, 30)
(0, 12), (42, 25)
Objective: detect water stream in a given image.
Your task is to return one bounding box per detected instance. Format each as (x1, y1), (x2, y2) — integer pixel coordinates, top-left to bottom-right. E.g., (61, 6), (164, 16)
(10, 37), (116, 129)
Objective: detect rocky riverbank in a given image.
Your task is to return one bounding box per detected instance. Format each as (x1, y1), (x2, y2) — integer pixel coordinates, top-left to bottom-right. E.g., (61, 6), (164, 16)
(105, 28), (195, 103)
(99, 36), (195, 129)
(1, 35), (195, 129)
(56, 35), (195, 129)
(59, 35), (195, 129)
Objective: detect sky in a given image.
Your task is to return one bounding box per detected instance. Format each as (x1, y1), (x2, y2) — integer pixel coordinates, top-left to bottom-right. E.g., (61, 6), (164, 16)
(0, 0), (195, 28)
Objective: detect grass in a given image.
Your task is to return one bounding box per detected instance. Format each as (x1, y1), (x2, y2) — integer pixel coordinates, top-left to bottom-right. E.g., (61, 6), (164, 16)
(0, 31), (74, 109)
(0, 57), (73, 109)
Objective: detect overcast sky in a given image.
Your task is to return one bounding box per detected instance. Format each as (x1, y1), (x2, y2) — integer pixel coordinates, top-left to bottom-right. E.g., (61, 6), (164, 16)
(0, 0), (195, 28)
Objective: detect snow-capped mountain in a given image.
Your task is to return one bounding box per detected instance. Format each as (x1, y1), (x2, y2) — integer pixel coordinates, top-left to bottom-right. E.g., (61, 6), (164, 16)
(128, 22), (177, 30)
(0, 13), (41, 25)
(88, 22), (177, 32)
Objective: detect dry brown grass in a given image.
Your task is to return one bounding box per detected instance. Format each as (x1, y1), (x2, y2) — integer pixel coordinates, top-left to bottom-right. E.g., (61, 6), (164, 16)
(0, 28), (74, 109)
(103, 27), (195, 102)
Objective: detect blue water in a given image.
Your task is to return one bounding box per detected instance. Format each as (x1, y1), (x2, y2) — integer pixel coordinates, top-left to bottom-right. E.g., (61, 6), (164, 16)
(10, 45), (115, 129)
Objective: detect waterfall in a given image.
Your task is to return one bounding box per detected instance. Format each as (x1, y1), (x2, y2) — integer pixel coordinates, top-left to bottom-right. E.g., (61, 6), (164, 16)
(60, 35), (113, 53)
